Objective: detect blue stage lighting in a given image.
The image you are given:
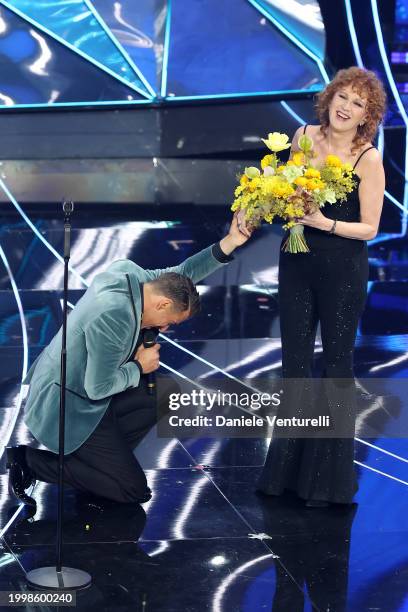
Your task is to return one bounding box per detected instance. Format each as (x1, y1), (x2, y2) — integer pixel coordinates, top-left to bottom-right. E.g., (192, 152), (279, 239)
(246, 0), (330, 84)
(1, 0), (152, 98)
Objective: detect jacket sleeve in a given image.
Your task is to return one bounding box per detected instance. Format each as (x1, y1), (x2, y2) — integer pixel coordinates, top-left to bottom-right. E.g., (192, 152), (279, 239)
(22, 351), (45, 384)
(143, 243), (234, 284)
(83, 309), (140, 401)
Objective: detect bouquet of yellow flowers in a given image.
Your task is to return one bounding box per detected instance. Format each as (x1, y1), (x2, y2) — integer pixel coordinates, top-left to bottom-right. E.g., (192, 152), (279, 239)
(231, 132), (356, 253)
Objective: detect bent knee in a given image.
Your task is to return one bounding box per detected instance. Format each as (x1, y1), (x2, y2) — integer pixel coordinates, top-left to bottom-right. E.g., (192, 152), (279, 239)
(116, 473), (148, 503)
(117, 489), (145, 503)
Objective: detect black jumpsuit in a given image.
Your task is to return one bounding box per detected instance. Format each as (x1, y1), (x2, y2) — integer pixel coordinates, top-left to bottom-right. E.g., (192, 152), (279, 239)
(257, 130), (374, 504)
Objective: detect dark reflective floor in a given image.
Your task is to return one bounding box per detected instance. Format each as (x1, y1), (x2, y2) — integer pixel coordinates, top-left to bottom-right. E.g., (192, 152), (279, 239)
(0, 203), (407, 611)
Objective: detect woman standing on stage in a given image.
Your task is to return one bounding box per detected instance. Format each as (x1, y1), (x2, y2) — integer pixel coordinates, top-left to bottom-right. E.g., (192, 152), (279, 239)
(239, 67), (387, 506)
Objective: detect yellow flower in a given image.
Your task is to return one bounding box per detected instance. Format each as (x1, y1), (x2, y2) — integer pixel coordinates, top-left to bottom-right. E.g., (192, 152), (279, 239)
(287, 160), (295, 166)
(240, 175), (249, 186)
(277, 165), (286, 173)
(261, 154), (274, 169)
(262, 132), (291, 152)
(343, 162), (353, 173)
(284, 202), (304, 219)
(304, 168), (321, 179)
(330, 167), (342, 180)
(294, 176), (308, 187)
(326, 155), (342, 168)
(276, 185), (294, 197)
(249, 177), (261, 192)
(262, 176), (294, 198)
(306, 178), (326, 191)
(292, 152), (305, 166)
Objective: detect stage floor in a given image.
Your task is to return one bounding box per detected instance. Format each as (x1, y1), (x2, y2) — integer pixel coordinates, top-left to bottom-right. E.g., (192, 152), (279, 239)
(0, 203), (407, 611)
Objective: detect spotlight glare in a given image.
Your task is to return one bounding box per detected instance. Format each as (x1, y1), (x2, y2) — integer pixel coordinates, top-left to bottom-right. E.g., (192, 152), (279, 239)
(210, 555), (227, 566)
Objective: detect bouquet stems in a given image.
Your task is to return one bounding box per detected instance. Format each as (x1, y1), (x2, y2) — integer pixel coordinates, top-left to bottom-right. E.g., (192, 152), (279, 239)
(282, 224), (310, 253)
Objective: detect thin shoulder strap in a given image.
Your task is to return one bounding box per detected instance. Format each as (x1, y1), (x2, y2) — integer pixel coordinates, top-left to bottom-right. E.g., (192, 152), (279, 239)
(353, 146), (376, 170)
(303, 124), (308, 134)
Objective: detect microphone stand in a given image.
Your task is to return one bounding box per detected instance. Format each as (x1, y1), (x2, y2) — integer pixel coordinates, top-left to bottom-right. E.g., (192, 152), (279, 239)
(26, 201), (91, 591)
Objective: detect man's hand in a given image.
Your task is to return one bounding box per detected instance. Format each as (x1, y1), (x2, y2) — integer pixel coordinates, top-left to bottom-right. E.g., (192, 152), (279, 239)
(134, 343), (160, 374)
(236, 209), (252, 238)
(219, 211), (254, 255)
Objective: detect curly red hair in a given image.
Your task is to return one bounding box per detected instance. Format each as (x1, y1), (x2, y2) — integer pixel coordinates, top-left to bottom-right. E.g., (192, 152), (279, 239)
(316, 67), (387, 153)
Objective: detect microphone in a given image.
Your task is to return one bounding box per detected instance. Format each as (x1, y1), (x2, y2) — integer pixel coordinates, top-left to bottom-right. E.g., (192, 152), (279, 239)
(143, 327), (160, 395)
(63, 200), (74, 213)
(62, 200), (74, 220)
(62, 200), (74, 260)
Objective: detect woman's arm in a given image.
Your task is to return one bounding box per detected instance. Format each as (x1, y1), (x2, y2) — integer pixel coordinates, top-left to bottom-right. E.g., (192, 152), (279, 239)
(299, 148), (385, 240)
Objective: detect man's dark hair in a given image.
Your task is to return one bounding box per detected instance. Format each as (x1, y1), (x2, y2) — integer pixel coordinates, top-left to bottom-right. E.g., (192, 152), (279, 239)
(150, 273), (200, 316)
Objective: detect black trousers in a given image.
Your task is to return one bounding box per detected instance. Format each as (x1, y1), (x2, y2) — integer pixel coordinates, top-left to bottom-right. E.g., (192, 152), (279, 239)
(26, 376), (178, 503)
(258, 245), (369, 503)
(279, 244), (368, 379)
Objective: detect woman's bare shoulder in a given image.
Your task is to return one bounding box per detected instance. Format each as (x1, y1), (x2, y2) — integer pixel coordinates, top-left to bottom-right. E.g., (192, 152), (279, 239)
(304, 124), (322, 134)
(360, 145), (381, 159)
(358, 146), (383, 173)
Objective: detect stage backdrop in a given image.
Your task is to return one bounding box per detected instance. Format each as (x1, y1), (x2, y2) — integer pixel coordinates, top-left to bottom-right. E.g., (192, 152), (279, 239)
(0, 0), (326, 108)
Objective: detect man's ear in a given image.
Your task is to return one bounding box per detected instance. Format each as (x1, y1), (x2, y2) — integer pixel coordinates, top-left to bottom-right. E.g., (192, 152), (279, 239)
(156, 297), (173, 311)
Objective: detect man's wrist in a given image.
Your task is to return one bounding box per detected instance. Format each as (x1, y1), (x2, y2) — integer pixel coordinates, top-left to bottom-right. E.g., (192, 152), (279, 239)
(134, 359), (144, 376)
(212, 240), (235, 263)
(219, 235), (237, 256)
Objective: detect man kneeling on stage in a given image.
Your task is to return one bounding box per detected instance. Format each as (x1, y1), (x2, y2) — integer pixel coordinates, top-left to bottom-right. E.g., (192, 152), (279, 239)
(6, 213), (251, 510)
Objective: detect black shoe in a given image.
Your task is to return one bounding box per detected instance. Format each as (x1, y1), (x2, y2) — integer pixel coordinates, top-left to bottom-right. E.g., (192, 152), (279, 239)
(305, 499), (329, 508)
(6, 446), (35, 489)
(6, 446), (36, 509)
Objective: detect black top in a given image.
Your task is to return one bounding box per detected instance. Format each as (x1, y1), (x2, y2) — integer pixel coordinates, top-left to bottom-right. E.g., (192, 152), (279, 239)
(292, 125), (375, 251)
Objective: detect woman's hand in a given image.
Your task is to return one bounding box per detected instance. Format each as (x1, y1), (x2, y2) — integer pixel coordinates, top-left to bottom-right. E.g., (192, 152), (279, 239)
(297, 208), (332, 231)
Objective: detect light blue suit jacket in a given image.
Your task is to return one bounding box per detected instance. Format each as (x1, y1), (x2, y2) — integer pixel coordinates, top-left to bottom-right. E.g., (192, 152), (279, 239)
(24, 244), (231, 454)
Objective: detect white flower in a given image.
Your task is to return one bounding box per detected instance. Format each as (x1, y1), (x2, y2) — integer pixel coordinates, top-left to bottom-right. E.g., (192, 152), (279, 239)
(282, 165), (303, 183)
(322, 187), (337, 203)
(263, 166), (275, 176)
